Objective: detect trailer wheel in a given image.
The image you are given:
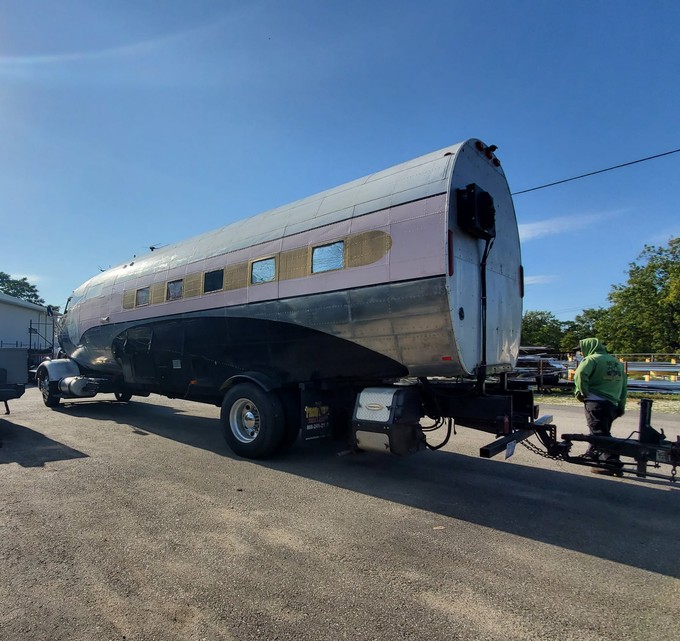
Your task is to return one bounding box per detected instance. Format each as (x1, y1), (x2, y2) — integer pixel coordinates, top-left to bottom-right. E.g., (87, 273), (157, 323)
(220, 383), (285, 458)
(37, 371), (60, 408)
(114, 391), (132, 402)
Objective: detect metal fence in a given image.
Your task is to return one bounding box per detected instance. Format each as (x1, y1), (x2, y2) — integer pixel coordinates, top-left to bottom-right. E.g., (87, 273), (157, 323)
(0, 317), (58, 363)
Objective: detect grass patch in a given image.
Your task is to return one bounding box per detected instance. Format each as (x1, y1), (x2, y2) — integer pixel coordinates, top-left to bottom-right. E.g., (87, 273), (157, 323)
(535, 391), (680, 414)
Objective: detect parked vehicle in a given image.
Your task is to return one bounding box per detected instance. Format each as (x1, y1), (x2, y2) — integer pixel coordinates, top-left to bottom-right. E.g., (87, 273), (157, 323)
(511, 355), (567, 385)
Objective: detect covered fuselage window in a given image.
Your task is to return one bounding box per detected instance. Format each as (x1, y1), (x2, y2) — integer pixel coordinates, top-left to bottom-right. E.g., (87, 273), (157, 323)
(135, 287), (150, 307)
(204, 269), (224, 293)
(312, 241), (345, 273)
(251, 258), (276, 284)
(167, 279), (184, 301)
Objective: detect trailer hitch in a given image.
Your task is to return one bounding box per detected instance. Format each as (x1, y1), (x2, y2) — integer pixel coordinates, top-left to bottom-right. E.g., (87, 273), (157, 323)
(480, 415), (558, 459)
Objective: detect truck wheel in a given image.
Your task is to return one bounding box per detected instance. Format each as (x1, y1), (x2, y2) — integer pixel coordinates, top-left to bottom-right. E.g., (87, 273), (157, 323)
(114, 391), (132, 402)
(220, 383), (285, 458)
(37, 371), (60, 407)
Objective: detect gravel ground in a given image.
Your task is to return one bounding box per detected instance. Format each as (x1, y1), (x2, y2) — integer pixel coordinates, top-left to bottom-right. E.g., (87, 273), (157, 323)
(1, 387), (678, 641)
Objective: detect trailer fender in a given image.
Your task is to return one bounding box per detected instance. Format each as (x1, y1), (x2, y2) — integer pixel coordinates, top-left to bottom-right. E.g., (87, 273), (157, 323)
(219, 371), (280, 394)
(36, 358), (81, 382)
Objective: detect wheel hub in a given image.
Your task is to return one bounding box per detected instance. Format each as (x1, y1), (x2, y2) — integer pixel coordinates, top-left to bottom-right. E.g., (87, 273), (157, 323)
(242, 410), (257, 430)
(230, 399), (261, 443)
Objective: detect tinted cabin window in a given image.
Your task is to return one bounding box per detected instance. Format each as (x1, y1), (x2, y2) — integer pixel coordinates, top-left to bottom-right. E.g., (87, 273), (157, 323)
(204, 269), (224, 293)
(135, 287), (150, 307)
(251, 258), (276, 284)
(166, 279), (184, 301)
(312, 241), (345, 273)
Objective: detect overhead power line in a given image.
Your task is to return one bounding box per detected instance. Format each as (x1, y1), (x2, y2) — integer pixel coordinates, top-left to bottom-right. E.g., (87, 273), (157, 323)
(511, 147), (680, 196)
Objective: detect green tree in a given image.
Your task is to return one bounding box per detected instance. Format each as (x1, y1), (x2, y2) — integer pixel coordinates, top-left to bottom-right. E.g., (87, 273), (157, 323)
(0, 271), (45, 306)
(521, 310), (564, 350)
(560, 307), (610, 352)
(599, 237), (680, 353)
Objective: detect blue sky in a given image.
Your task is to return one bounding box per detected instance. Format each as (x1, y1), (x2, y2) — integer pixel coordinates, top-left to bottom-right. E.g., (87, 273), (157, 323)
(1, 1), (678, 320)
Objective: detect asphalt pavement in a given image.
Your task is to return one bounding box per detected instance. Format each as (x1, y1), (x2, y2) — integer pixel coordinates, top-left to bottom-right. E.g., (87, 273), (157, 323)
(1, 387), (678, 641)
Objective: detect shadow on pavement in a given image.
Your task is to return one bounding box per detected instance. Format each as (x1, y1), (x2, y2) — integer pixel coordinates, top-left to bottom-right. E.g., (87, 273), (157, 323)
(53, 399), (224, 450)
(49, 398), (680, 579)
(0, 419), (88, 467)
(273, 440), (680, 579)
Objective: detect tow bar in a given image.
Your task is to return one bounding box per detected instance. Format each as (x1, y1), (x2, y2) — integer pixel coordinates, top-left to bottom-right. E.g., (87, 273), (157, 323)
(559, 399), (679, 482)
(482, 399), (679, 482)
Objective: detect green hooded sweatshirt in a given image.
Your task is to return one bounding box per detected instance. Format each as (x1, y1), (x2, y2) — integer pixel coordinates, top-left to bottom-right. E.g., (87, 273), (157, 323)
(574, 338), (627, 411)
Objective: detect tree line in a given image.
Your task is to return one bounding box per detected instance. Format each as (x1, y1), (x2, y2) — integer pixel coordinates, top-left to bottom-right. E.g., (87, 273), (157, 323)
(522, 237), (679, 355)
(0, 272), (47, 305)
(0, 272), (60, 312)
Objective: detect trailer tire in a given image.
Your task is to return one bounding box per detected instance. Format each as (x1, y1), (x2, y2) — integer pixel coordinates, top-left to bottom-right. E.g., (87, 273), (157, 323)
(37, 371), (60, 408)
(221, 383), (285, 459)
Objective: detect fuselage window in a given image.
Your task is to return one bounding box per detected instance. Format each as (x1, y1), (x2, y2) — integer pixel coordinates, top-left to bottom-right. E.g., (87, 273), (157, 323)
(135, 287), (150, 307)
(204, 269), (224, 293)
(166, 279), (184, 301)
(251, 258), (276, 284)
(312, 241), (345, 273)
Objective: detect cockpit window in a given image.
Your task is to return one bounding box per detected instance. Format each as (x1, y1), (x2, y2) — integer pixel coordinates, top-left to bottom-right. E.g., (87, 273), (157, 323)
(64, 294), (84, 312)
(85, 283), (103, 299)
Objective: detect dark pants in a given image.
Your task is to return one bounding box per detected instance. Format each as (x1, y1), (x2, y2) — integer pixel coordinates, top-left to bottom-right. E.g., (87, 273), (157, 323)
(584, 400), (619, 436)
(584, 400), (620, 462)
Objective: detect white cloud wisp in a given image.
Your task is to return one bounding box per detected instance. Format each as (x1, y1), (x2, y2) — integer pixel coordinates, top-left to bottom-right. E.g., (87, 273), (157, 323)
(518, 211), (620, 242)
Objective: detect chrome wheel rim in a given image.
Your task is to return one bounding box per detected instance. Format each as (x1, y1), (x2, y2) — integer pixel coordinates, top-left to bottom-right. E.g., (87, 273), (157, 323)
(229, 398), (261, 443)
(39, 375), (50, 402)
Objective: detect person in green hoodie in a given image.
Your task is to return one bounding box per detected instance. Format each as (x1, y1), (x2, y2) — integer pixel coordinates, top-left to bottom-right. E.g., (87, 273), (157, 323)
(574, 337), (628, 461)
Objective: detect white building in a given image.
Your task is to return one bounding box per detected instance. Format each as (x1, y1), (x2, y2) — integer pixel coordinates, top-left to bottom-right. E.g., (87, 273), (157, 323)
(0, 292), (53, 353)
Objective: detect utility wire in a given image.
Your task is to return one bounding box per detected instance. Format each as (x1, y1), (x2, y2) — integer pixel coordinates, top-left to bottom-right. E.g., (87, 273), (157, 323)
(511, 147), (680, 195)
